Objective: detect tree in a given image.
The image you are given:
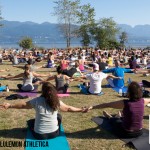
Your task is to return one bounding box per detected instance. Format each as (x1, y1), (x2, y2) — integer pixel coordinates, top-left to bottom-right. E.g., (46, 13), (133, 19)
(53, 0), (80, 47)
(19, 37), (33, 49)
(93, 17), (119, 49)
(0, 7), (3, 27)
(77, 4), (95, 46)
(119, 31), (128, 49)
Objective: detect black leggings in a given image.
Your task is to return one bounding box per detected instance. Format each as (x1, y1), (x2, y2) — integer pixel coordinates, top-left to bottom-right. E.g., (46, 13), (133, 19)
(109, 118), (143, 138)
(27, 114), (62, 140)
(17, 84), (38, 92)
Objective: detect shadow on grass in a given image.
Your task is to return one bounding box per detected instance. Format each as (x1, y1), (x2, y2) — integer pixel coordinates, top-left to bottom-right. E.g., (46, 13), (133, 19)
(9, 88), (42, 94)
(65, 126), (116, 140)
(68, 92), (83, 95)
(0, 128), (26, 139)
(143, 115), (149, 120)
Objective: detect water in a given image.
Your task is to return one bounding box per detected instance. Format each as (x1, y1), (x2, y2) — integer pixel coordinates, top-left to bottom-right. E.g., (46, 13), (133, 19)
(0, 42), (83, 49)
(0, 42), (150, 49)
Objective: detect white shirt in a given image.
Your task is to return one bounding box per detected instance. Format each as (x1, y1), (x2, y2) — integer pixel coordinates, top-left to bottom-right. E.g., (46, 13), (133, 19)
(86, 72), (108, 94)
(70, 57), (76, 66)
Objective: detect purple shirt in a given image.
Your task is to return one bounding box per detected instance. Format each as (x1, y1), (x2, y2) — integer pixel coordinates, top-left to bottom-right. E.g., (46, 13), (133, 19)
(122, 98), (144, 131)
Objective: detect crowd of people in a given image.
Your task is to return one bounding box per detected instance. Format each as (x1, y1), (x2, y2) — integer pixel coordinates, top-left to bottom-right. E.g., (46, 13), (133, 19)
(0, 47), (150, 141)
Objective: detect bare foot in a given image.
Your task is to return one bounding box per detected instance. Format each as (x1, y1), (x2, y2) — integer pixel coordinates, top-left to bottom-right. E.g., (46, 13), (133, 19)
(115, 111), (122, 118)
(103, 111), (112, 119)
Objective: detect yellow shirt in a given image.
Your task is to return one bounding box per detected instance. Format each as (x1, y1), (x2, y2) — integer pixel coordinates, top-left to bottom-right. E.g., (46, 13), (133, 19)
(108, 57), (113, 66)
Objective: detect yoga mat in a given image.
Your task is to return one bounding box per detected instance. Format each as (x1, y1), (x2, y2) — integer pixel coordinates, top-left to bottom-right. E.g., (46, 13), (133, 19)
(112, 86), (128, 93)
(92, 116), (150, 150)
(78, 84), (104, 96)
(25, 125), (70, 150)
(57, 90), (70, 97)
(81, 70), (88, 73)
(18, 89), (38, 98)
(0, 86), (6, 92)
(106, 84), (127, 93)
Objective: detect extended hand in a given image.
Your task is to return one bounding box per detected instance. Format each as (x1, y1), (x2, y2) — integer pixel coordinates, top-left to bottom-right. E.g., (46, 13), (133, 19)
(0, 103), (11, 109)
(81, 106), (89, 113)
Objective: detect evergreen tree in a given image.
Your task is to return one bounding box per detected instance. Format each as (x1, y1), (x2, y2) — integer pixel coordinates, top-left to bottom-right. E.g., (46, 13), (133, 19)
(19, 37), (33, 49)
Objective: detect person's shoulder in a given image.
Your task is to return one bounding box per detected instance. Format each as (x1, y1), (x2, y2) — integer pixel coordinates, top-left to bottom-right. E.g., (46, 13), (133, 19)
(99, 71), (107, 75)
(31, 96), (43, 101)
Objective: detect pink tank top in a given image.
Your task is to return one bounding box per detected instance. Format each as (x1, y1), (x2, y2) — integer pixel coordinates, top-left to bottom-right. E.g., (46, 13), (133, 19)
(79, 64), (84, 71)
(61, 62), (68, 70)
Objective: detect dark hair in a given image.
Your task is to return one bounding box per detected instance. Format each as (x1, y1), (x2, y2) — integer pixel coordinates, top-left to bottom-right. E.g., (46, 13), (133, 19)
(108, 53), (111, 57)
(56, 66), (63, 74)
(127, 81), (142, 101)
(75, 61), (79, 68)
(24, 64), (30, 78)
(41, 82), (60, 112)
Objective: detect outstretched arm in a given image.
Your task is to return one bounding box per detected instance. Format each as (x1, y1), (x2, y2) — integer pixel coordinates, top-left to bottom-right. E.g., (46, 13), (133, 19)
(144, 98), (150, 106)
(134, 70), (150, 74)
(89, 100), (124, 110)
(32, 72), (50, 77)
(107, 74), (122, 79)
(0, 101), (33, 109)
(59, 101), (87, 112)
(5, 73), (24, 79)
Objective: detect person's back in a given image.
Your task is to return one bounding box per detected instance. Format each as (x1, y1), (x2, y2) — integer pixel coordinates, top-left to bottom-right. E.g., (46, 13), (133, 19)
(78, 58), (85, 71)
(112, 67), (124, 88)
(13, 54), (19, 65)
(61, 59), (68, 70)
(108, 57), (113, 66)
(123, 98), (144, 131)
(86, 70), (107, 94)
(55, 75), (65, 92)
(22, 72), (34, 91)
(30, 96), (58, 134)
(69, 55), (76, 66)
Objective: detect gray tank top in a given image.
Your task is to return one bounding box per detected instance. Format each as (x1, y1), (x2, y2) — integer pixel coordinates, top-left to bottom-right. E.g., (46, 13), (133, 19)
(21, 72), (34, 91)
(55, 75), (65, 91)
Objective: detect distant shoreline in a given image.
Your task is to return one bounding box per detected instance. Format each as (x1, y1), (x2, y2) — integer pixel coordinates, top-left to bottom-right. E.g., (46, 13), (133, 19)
(0, 42), (150, 49)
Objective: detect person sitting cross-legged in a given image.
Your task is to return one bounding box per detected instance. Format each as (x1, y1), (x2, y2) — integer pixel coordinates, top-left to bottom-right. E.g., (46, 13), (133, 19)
(88, 81), (150, 138)
(82, 63), (122, 95)
(0, 82), (88, 140)
(103, 60), (133, 88)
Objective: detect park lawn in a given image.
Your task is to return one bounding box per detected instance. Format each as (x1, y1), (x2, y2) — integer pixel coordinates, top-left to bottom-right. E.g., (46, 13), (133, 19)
(0, 60), (149, 150)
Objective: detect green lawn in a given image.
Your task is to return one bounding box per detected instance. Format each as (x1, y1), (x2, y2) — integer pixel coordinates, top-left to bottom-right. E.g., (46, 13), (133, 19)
(0, 60), (149, 150)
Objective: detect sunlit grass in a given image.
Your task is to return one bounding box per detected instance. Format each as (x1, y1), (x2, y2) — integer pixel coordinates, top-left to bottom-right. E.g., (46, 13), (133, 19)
(0, 60), (149, 150)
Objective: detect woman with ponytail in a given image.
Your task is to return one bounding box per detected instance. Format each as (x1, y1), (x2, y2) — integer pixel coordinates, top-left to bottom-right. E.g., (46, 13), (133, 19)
(0, 82), (88, 140)
(5, 64), (49, 92)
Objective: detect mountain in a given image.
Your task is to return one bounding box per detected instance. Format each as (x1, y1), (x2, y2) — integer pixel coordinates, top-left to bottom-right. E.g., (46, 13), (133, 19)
(1, 20), (150, 47)
(0, 20), (63, 43)
(118, 24), (150, 38)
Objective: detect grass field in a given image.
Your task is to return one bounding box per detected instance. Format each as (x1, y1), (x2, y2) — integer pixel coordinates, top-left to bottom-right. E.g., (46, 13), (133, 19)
(0, 60), (149, 150)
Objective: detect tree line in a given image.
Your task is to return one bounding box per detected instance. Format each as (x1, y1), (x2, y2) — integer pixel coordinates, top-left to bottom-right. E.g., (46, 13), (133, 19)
(53, 0), (127, 49)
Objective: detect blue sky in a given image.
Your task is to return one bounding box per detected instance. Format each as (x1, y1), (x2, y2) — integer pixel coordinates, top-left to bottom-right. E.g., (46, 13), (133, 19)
(0, 0), (150, 27)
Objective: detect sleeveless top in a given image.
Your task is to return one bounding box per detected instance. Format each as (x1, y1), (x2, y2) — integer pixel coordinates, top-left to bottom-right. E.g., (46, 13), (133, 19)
(61, 61), (68, 70)
(122, 98), (144, 131)
(55, 75), (65, 92)
(22, 72), (34, 91)
(47, 59), (53, 68)
(79, 64), (84, 71)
